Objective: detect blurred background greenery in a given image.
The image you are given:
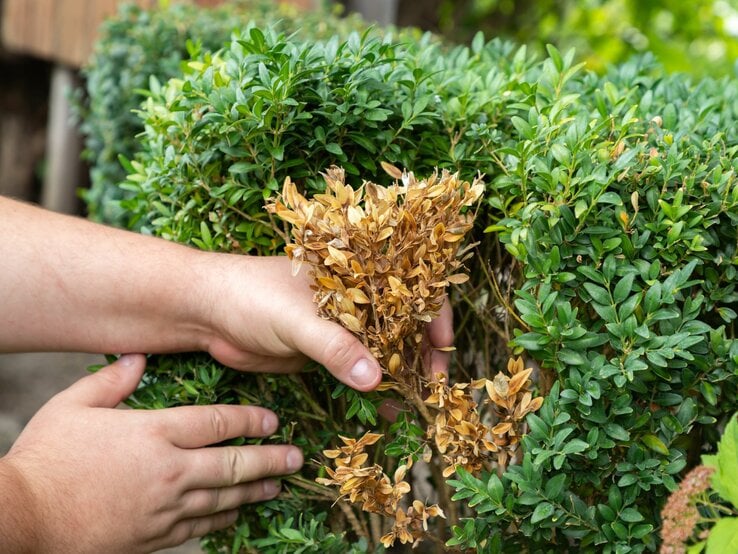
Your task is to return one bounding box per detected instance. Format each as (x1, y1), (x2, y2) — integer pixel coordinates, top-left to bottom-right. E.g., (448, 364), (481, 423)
(392, 0), (738, 77)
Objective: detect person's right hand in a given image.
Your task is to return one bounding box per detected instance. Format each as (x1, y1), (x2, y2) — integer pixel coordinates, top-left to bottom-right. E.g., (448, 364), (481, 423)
(201, 255), (453, 390)
(0, 354), (302, 554)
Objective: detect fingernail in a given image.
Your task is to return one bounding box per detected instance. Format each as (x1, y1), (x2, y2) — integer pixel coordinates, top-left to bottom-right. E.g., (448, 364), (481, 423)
(263, 479), (281, 497)
(286, 448), (303, 472)
(262, 412), (278, 435)
(117, 354), (139, 367)
(349, 358), (379, 388)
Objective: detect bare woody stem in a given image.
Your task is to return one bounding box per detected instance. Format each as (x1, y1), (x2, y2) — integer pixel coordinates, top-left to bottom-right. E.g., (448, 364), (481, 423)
(429, 447), (459, 528)
(405, 354), (460, 529)
(406, 385), (435, 426)
(285, 475), (371, 544)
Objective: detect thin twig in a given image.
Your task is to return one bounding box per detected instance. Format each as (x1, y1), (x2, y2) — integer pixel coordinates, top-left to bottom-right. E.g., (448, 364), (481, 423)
(483, 258), (528, 331)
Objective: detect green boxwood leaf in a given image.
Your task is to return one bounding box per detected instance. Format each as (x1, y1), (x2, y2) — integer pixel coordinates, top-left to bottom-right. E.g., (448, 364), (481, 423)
(511, 115), (534, 139)
(531, 501), (555, 524)
(325, 142), (344, 156)
(642, 434), (669, 455)
(605, 423), (630, 441)
(598, 192), (623, 206)
(613, 274), (635, 304)
(557, 349), (586, 365)
(544, 473), (567, 499)
(562, 439), (589, 455)
(620, 507), (644, 523)
(583, 282), (611, 305)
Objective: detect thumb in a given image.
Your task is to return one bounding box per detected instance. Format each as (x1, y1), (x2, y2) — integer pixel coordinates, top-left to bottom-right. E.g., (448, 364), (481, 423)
(63, 354), (146, 408)
(294, 319), (382, 391)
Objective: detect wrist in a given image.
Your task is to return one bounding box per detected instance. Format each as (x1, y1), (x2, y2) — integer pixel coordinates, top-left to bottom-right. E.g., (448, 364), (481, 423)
(0, 457), (41, 553)
(189, 250), (252, 354)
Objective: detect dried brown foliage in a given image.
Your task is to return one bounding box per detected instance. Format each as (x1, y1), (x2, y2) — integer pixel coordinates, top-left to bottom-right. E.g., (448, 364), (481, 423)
(269, 166), (542, 549)
(267, 164), (483, 389)
(316, 432), (444, 549)
(480, 356), (545, 470)
(426, 356), (544, 477)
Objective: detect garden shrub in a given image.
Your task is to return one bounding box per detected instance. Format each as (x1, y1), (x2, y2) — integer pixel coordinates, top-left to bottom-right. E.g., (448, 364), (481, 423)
(453, 52), (738, 552)
(87, 9), (738, 553)
(122, 25), (443, 253)
(76, 0), (374, 225)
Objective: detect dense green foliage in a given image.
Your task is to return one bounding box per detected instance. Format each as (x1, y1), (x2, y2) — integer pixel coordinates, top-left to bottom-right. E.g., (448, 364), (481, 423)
(76, 1), (373, 225)
(122, 27), (442, 252)
(82, 3), (738, 552)
(77, 3), (238, 224)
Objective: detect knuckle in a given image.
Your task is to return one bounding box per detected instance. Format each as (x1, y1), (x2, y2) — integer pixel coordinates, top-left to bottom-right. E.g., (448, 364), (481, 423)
(94, 366), (127, 391)
(240, 407), (260, 436)
(240, 483), (260, 504)
(264, 447), (291, 476)
(223, 448), (244, 485)
(208, 488), (222, 512)
(159, 460), (184, 486)
(167, 521), (192, 545)
(214, 510), (239, 531)
(186, 518), (201, 540)
(262, 451), (281, 476)
(208, 406), (230, 443)
(145, 417), (168, 439)
(321, 331), (359, 369)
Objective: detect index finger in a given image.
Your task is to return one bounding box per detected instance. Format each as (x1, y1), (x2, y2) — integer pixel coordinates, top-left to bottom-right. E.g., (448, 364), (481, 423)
(154, 404), (279, 449)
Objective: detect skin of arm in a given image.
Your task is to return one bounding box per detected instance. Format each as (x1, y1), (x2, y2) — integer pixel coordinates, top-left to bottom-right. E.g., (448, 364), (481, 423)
(0, 196), (454, 552)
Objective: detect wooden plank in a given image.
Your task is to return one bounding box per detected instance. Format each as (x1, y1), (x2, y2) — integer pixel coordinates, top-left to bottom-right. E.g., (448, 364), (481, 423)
(41, 66), (83, 213)
(2, 0), (315, 68)
(3, 0), (164, 67)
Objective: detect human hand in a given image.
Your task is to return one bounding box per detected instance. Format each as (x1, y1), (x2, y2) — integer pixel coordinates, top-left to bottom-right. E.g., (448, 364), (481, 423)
(202, 256), (454, 391)
(0, 354), (302, 554)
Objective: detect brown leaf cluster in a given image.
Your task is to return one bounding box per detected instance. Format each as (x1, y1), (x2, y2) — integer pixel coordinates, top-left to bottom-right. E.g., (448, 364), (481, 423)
(426, 357), (544, 476)
(268, 165), (481, 548)
(267, 164), (483, 382)
(316, 432), (445, 548)
(480, 356), (545, 471)
(425, 378), (496, 478)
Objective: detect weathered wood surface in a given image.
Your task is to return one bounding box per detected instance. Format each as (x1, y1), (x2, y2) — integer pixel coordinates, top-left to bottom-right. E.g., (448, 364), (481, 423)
(40, 66), (83, 213)
(3, 0), (157, 67)
(0, 53), (49, 201)
(1, 0), (315, 68)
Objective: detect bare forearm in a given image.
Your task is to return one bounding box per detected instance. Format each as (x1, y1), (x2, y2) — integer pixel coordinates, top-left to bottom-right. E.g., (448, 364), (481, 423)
(0, 197), (213, 354)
